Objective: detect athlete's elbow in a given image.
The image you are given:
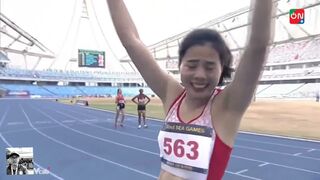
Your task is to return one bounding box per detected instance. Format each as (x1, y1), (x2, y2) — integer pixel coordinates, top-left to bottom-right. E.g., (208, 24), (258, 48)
(118, 32), (140, 47)
(249, 34), (271, 48)
(245, 43), (269, 58)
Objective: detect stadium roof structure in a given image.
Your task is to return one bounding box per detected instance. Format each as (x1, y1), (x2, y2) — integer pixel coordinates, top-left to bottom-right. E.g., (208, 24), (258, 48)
(120, 0), (320, 63)
(0, 0), (130, 72)
(0, 13), (55, 58)
(0, 51), (9, 62)
(46, 0), (125, 72)
(0, 13), (55, 70)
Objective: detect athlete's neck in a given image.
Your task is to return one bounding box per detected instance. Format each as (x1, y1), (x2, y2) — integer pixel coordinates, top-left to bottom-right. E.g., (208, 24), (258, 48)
(183, 94), (208, 110)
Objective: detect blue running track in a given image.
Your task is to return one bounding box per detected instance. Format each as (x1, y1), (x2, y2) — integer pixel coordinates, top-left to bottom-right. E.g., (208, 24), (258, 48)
(0, 99), (319, 180)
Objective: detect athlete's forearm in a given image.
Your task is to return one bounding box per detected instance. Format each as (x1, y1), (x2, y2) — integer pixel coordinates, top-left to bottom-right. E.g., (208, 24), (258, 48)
(223, 0), (275, 113)
(106, 0), (140, 46)
(247, 0), (275, 48)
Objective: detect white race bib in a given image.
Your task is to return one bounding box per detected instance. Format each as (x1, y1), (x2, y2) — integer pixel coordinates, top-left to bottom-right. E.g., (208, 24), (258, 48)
(158, 122), (213, 173)
(118, 100), (125, 104)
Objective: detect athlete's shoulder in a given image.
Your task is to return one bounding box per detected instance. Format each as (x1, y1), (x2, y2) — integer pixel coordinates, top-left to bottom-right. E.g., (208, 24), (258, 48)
(214, 87), (224, 96)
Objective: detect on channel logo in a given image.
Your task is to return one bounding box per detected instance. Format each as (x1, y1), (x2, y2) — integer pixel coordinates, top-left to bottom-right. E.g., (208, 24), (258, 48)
(289, 9), (305, 24)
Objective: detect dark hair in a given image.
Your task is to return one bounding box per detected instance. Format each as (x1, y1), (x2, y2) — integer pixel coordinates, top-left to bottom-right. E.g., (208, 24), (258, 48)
(178, 28), (234, 85)
(117, 88), (122, 94)
(8, 152), (19, 159)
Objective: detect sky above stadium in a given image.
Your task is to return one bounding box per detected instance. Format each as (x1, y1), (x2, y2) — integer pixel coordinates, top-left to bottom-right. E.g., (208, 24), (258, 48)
(1, 0), (314, 70)
(1, 0), (250, 60)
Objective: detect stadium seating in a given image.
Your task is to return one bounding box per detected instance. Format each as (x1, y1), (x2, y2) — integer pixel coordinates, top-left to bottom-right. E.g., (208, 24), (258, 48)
(256, 83), (305, 98)
(267, 41), (308, 63)
(0, 38), (319, 99)
(1, 84), (54, 97)
(285, 83), (320, 98)
(266, 38), (320, 64)
(300, 38), (320, 61)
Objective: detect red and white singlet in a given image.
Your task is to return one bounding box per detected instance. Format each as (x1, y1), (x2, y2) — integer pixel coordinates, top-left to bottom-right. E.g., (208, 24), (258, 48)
(158, 89), (232, 180)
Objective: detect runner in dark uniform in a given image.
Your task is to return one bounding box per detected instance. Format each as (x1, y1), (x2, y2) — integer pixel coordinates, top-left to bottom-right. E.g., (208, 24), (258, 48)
(132, 89), (151, 128)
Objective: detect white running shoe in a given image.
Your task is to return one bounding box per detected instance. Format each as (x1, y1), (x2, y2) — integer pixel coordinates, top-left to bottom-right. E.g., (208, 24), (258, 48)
(144, 124), (148, 128)
(138, 125), (142, 129)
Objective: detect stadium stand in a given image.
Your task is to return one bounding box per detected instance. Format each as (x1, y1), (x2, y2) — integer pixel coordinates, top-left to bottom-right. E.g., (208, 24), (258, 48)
(0, 0), (319, 100)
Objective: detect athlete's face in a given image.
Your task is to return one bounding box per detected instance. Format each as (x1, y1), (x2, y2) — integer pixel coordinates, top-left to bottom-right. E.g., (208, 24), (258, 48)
(180, 43), (222, 99)
(8, 155), (20, 168)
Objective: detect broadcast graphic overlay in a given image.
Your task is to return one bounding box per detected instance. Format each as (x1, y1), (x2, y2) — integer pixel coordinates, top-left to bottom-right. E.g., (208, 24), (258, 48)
(6, 147), (34, 175)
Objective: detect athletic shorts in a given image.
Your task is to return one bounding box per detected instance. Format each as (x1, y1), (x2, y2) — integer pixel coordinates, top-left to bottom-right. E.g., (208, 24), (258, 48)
(137, 105), (146, 111)
(117, 103), (125, 110)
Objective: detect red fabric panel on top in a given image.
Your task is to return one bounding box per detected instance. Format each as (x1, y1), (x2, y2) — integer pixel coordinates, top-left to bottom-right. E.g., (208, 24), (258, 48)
(207, 135), (232, 180)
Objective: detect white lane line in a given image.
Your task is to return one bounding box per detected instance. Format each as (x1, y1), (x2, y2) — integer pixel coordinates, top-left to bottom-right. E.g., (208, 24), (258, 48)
(2, 125), (62, 135)
(226, 170), (262, 180)
(294, 153), (302, 156)
(61, 120), (76, 123)
(60, 119), (99, 124)
(77, 106), (163, 127)
(55, 110), (157, 142)
(56, 107), (157, 133)
(237, 137), (320, 151)
(235, 169), (248, 174)
(307, 149), (315, 152)
(0, 107), (10, 127)
(0, 132), (64, 180)
(239, 131), (320, 143)
(82, 119), (99, 122)
(32, 106), (159, 156)
(7, 122), (25, 126)
(232, 155), (320, 175)
(258, 162), (269, 167)
(34, 121), (52, 124)
(20, 105), (158, 179)
(234, 145), (320, 161)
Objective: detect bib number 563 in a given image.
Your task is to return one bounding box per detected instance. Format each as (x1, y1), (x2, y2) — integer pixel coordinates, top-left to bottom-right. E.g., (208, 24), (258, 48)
(163, 137), (199, 160)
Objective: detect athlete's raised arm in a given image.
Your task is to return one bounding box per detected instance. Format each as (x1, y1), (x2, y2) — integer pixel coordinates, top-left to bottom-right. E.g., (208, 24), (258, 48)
(214, 0), (275, 145)
(106, 0), (182, 102)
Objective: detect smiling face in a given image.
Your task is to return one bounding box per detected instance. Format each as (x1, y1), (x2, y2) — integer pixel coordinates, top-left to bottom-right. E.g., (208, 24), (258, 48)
(8, 154), (20, 169)
(180, 43), (222, 99)
(178, 29), (233, 88)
